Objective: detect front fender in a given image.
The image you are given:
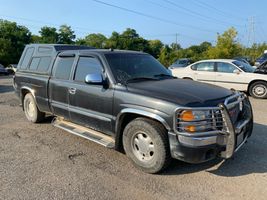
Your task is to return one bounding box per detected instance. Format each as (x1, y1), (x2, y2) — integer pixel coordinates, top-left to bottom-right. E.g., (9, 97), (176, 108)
(115, 108), (171, 132)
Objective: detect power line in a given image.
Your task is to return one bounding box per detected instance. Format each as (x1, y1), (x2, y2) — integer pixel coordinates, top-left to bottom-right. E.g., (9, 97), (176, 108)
(0, 15), (214, 45)
(0, 14), (111, 34)
(91, 0), (216, 33)
(162, 0), (243, 28)
(144, 0), (229, 27)
(190, 0), (246, 22)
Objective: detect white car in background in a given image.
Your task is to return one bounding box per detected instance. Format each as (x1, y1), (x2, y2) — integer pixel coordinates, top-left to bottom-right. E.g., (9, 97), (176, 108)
(171, 59), (267, 99)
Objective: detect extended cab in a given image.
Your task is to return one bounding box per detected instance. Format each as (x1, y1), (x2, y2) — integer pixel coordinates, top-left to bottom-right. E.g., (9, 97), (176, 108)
(14, 44), (253, 173)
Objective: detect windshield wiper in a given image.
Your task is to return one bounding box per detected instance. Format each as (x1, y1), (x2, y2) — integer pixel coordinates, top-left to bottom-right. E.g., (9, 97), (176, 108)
(126, 77), (158, 84)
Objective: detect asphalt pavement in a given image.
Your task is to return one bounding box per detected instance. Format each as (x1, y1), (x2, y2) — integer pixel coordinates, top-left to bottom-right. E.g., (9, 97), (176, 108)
(0, 76), (266, 200)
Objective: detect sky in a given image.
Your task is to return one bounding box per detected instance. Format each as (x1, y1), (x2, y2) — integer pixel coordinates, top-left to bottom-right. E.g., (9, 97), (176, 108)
(0, 0), (266, 47)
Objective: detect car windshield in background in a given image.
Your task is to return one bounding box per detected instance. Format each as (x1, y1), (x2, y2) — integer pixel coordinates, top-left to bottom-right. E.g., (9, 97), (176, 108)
(232, 60), (255, 73)
(178, 60), (187, 64)
(105, 53), (172, 84)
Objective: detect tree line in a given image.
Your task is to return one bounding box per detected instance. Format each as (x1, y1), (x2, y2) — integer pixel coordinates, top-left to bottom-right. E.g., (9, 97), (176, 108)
(0, 19), (267, 67)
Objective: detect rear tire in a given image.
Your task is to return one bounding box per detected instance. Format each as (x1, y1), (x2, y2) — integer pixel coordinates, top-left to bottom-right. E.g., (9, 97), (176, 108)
(23, 93), (45, 123)
(249, 81), (267, 99)
(122, 118), (171, 174)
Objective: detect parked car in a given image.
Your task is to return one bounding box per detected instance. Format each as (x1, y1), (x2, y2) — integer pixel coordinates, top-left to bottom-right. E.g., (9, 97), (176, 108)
(171, 59), (267, 99)
(168, 58), (191, 69)
(14, 44), (253, 173)
(233, 56), (253, 65)
(6, 64), (17, 74)
(254, 60), (267, 74)
(0, 64), (8, 75)
(255, 53), (267, 66)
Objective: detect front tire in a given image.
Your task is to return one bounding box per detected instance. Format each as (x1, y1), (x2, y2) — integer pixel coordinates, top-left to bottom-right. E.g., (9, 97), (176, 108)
(122, 118), (171, 173)
(249, 81), (267, 99)
(23, 93), (45, 123)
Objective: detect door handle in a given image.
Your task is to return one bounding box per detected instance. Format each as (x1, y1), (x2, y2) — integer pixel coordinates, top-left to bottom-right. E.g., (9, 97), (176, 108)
(69, 88), (76, 94)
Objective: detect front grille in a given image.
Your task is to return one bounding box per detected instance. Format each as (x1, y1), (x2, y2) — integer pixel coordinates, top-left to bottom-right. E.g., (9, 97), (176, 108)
(176, 109), (227, 133)
(175, 92), (246, 134)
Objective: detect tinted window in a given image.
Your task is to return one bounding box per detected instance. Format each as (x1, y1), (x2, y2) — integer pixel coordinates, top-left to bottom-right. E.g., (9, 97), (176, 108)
(217, 62), (237, 73)
(21, 47), (34, 69)
(74, 57), (103, 82)
(29, 57), (40, 70)
(105, 53), (170, 84)
(37, 57), (52, 72)
(38, 47), (53, 53)
(193, 62), (214, 71)
(53, 57), (74, 80)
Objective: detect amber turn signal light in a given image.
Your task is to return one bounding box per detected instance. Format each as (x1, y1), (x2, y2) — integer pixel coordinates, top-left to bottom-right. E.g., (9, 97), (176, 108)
(180, 110), (194, 121)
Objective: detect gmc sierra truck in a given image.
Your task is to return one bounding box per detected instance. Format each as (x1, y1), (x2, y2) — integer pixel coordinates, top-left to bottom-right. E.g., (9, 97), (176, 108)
(13, 44), (253, 173)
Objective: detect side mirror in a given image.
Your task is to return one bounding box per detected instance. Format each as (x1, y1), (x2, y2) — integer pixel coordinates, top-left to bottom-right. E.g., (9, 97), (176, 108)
(233, 69), (240, 74)
(85, 74), (103, 85)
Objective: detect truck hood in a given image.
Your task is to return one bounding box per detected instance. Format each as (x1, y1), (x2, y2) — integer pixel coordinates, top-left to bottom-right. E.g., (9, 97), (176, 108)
(126, 78), (233, 107)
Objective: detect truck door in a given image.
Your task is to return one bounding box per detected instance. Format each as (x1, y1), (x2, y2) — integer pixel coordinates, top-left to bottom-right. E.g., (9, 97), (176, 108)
(49, 55), (75, 120)
(68, 55), (114, 135)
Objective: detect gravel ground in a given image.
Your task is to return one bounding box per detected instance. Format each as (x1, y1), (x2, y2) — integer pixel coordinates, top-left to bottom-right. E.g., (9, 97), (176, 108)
(0, 76), (267, 200)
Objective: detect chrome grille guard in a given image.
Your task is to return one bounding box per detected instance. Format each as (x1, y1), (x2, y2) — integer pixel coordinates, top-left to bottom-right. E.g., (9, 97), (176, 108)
(174, 92), (253, 159)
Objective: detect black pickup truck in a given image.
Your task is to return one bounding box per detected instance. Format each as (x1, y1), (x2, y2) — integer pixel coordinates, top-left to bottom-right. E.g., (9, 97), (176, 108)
(14, 44), (253, 173)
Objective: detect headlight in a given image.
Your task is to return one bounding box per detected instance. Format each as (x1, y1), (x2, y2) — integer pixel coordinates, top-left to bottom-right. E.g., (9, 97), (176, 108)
(178, 110), (216, 133)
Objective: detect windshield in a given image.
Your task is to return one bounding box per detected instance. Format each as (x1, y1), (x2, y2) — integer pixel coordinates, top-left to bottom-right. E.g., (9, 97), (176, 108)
(232, 60), (255, 73)
(105, 53), (172, 84)
(178, 60), (187, 64)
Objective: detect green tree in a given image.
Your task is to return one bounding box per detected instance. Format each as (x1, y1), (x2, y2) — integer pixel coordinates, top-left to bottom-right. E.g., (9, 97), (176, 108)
(0, 20), (31, 66)
(119, 28), (149, 51)
(206, 27), (242, 59)
(39, 26), (58, 43)
(105, 31), (120, 49)
(244, 42), (267, 62)
(58, 25), (75, 44)
(158, 45), (172, 67)
(31, 35), (41, 43)
(170, 43), (181, 51)
(77, 33), (107, 48)
(148, 40), (164, 58)
(106, 28), (149, 52)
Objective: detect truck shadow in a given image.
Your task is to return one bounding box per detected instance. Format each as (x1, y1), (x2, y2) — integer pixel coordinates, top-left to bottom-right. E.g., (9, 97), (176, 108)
(163, 123), (267, 177)
(0, 85), (14, 93)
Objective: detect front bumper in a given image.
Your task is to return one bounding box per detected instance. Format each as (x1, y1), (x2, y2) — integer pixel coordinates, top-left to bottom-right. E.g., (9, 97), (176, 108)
(168, 93), (253, 164)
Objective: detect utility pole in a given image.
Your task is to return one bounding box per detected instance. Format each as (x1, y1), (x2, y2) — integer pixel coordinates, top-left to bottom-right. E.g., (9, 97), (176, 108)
(247, 16), (255, 47)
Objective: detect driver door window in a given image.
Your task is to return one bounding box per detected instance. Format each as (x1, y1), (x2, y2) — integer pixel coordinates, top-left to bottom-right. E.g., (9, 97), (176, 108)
(74, 57), (103, 82)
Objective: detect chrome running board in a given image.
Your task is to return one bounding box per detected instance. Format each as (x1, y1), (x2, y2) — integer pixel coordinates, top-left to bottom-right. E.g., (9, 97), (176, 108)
(52, 118), (115, 148)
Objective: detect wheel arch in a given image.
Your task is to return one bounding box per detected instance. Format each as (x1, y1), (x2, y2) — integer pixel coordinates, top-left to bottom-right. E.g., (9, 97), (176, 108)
(248, 79), (267, 91)
(114, 108), (171, 151)
(20, 86), (37, 110)
(183, 77), (193, 80)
